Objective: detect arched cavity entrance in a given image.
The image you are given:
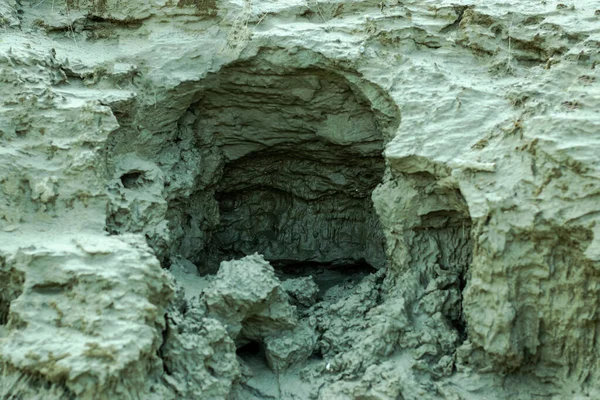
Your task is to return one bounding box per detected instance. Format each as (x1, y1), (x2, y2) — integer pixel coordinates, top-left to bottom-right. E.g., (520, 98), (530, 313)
(166, 55), (400, 274)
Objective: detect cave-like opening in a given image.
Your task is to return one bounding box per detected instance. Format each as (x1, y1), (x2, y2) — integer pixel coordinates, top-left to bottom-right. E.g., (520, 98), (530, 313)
(236, 340), (264, 359)
(164, 55), (400, 277)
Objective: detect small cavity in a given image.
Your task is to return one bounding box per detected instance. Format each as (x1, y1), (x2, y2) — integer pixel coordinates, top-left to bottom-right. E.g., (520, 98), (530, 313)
(120, 171), (145, 189)
(236, 341), (264, 358)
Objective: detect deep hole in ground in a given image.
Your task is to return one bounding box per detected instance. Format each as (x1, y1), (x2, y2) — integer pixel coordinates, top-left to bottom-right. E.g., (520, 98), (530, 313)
(209, 149), (386, 271)
(119, 171), (145, 189)
(162, 55), (401, 279)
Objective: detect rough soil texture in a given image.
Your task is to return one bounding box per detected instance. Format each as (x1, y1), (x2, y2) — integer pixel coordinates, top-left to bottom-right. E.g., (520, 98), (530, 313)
(1, 0), (599, 399)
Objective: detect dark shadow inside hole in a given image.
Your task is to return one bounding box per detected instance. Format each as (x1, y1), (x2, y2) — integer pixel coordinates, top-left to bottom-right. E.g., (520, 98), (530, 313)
(308, 346), (324, 360)
(120, 171), (145, 189)
(236, 340), (264, 358)
(203, 146), (388, 272)
(0, 305), (8, 326)
(451, 271), (468, 343)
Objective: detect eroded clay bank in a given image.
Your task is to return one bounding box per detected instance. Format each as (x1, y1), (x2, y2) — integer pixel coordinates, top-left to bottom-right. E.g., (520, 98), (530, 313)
(0, 0), (599, 399)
